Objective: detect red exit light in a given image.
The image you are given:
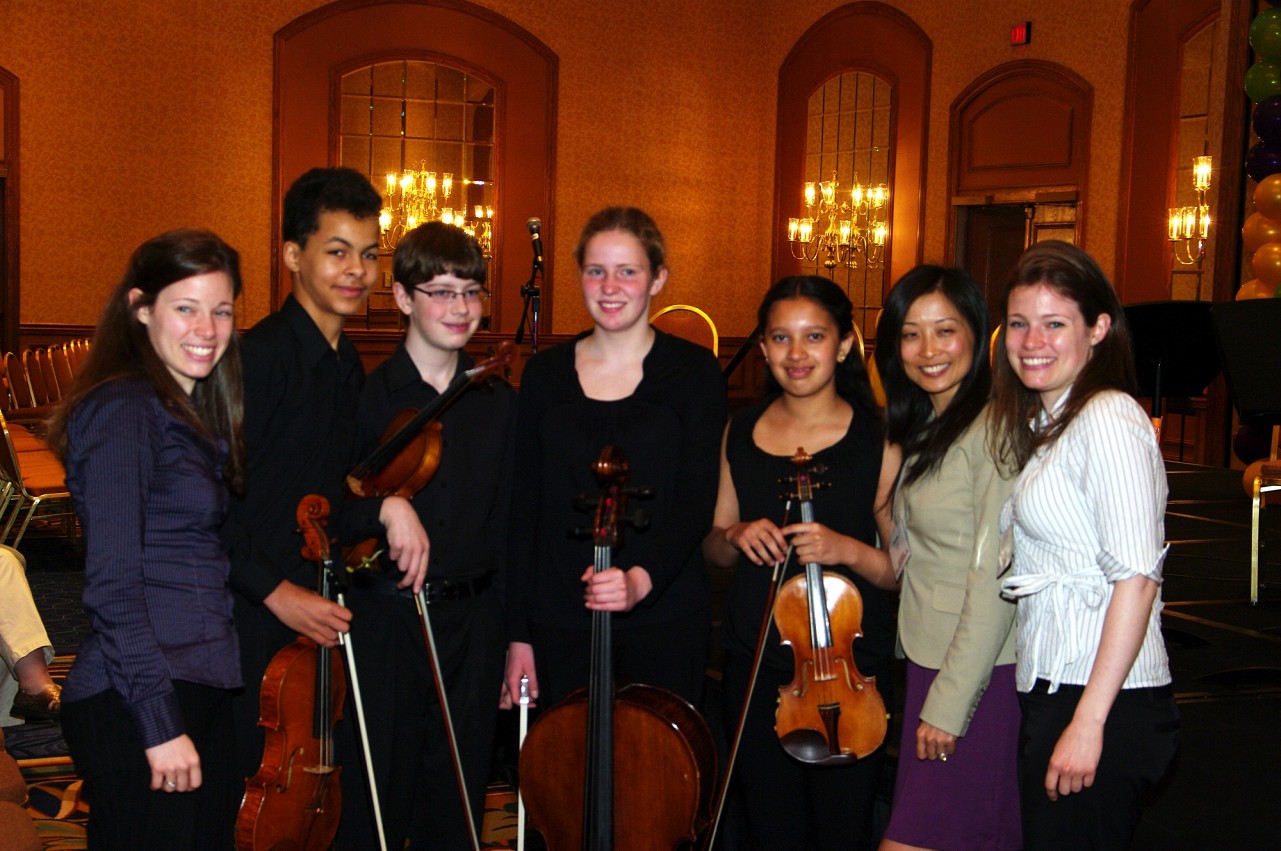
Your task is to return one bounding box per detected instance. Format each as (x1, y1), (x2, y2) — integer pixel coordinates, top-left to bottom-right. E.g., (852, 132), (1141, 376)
(1011, 21), (1031, 46)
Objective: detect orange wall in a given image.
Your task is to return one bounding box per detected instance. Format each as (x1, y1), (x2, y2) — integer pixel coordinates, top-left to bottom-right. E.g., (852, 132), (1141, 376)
(0, 1), (1146, 337)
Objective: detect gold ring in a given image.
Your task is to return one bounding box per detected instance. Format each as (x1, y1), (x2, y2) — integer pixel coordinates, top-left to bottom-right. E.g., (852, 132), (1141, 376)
(939, 753), (948, 762)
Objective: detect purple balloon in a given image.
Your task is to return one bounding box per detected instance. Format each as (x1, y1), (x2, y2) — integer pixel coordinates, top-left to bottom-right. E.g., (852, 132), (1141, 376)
(1234, 423), (1271, 465)
(1247, 141), (1281, 182)
(1256, 96), (1281, 145)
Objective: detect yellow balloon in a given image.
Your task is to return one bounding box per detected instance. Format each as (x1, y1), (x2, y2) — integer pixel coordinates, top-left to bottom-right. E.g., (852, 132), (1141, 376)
(1244, 212), (1281, 254)
(1242, 460), (1281, 503)
(1237, 278), (1275, 300)
(1257, 174), (1281, 221)
(1253, 242), (1281, 288)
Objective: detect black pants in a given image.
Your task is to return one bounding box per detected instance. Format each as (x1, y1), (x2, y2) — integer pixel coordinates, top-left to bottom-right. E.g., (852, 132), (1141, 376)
(528, 611), (710, 710)
(720, 649), (888, 851)
(62, 681), (237, 850)
(336, 584), (504, 851)
(1018, 681), (1179, 850)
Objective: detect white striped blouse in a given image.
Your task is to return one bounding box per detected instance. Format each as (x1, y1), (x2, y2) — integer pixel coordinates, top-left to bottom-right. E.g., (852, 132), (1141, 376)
(1000, 388), (1172, 694)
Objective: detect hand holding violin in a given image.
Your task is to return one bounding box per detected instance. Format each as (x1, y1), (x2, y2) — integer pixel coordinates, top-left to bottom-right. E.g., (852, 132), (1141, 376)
(780, 520), (855, 568)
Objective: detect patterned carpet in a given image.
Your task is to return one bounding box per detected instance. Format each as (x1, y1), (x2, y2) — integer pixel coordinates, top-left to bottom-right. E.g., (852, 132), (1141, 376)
(6, 657), (521, 850)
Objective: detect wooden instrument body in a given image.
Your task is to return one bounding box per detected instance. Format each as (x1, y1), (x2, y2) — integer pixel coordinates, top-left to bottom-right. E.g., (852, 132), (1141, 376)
(520, 682), (716, 851)
(774, 571), (887, 764)
(771, 448), (887, 766)
(236, 639), (347, 851)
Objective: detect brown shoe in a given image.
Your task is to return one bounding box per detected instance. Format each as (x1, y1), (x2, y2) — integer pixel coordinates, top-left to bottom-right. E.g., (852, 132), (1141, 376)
(11, 684), (61, 721)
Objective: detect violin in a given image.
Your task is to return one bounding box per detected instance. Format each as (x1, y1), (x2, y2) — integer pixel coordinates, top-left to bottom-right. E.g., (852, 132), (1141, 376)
(345, 341), (517, 569)
(773, 448), (887, 764)
(236, 496), (347, 851)
(519, 446), (717, 850)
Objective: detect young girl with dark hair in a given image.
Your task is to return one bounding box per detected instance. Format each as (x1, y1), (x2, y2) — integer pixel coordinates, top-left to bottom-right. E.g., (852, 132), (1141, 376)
(875, 266), (1021, 851)
(49, 230), (245, 849)
(992, 241), (1177, 850)
(703, 275), (896, 850)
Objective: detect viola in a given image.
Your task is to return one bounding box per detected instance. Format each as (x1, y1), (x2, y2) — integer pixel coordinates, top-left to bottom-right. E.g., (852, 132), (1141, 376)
(519, 446), (717, 851)
(773, 448), (887, 764)
(236, 496), (347, 851)
(345, 342), (517, 569)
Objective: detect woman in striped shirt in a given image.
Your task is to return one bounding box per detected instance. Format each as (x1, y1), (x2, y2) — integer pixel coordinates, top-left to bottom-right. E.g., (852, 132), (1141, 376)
(989, 241), (1178, 850)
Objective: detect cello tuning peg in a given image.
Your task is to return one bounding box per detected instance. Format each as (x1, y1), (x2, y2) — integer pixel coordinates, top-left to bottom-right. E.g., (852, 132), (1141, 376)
(624, 485), (654, 499)
(626, 508), (650, 531)
(573, 494), (599, 513)
(570, 525), (595, 539)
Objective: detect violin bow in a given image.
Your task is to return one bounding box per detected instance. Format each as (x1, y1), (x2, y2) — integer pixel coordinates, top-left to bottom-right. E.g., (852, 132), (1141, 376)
(413, 589), (483, 851)
(701, 487), (801, 850)
(298, 496), (389, 851)
(517, 674), (530, 851)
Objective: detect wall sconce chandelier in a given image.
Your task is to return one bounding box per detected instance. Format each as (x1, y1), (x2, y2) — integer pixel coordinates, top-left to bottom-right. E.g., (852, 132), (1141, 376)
(1168, 155), (1212, 267)
(380, 164), (494, 256)
(787, 173), (890, 270)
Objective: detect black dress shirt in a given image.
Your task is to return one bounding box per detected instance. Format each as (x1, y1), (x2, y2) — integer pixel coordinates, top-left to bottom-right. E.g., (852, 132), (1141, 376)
(224, 295), (381, 605)
(354, 344), (516, 589)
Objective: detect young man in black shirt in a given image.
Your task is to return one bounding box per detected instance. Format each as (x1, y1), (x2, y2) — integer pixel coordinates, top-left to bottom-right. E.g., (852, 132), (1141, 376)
(225, 168), (430, 836)
(350, 221), (514, 848)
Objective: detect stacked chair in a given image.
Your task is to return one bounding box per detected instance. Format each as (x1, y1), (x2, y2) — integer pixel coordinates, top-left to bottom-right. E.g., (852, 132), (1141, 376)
(0, 341), (88, 548)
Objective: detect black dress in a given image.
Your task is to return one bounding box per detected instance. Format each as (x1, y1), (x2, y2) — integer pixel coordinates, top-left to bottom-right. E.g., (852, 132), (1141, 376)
(507, 330), (726, 708)
(721, 397), (893, 851)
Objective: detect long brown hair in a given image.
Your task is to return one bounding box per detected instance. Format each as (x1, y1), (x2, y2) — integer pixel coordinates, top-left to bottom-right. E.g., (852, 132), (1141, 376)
(46, 230), (246, 491)
(988, 240), (1137, 470)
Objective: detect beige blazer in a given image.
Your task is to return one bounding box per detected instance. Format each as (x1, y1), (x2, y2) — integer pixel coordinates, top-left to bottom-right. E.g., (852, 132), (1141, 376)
(894, 410), (1016, 736)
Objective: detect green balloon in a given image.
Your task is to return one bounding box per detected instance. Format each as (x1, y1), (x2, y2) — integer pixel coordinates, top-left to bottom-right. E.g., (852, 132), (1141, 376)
(1247, 60), (1281, 104)
(1252, 9), (1281, 63)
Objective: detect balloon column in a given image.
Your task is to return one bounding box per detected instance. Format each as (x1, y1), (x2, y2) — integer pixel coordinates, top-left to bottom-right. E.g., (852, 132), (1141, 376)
(1238, 5), (1281, 473)
(1243, 6), (1281, 302)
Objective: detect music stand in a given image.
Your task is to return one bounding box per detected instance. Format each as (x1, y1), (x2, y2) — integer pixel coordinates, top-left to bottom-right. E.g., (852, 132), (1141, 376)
(1212, 298), (1281, 605)
(1124, 301), (1220, 458)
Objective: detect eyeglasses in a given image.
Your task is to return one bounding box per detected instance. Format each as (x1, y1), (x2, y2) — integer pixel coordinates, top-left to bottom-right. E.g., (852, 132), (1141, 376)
(411, 285), (490, 304)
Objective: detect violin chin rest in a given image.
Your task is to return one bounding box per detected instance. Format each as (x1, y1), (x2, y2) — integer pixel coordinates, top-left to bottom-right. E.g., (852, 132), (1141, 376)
(779, 729), (860, 766)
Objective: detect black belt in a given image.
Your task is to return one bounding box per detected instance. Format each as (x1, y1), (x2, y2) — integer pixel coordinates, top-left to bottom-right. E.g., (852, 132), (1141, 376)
(356, 568), (494, 602)
(421, 571), (494, 603)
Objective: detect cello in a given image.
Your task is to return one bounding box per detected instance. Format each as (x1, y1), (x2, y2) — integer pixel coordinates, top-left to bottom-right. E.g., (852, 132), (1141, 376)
(773, 448), (887, 764)
(519, 446), (717, 851)
(237, 495), (386, 851)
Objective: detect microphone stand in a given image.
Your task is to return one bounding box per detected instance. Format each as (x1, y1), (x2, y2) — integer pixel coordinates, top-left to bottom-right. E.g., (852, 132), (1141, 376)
(515, 258), (543, 353)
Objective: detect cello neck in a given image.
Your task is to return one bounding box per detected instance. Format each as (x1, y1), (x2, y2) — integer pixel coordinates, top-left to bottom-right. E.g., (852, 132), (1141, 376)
(583, 541), (614, 851)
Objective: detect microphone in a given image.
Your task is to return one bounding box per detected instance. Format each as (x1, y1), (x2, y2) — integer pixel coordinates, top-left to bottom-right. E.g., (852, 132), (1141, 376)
(526, 217), (545, 269)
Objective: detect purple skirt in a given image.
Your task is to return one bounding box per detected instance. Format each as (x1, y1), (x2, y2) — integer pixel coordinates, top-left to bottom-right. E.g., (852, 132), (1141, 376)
(882, 661), (1022, 851)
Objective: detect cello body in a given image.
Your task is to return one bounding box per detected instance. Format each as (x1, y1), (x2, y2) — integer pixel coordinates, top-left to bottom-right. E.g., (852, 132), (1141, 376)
(520, 682), (717, 851)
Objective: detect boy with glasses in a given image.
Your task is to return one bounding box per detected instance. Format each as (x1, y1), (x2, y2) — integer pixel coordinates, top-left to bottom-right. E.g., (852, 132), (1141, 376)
(348, 221), (515, 848)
